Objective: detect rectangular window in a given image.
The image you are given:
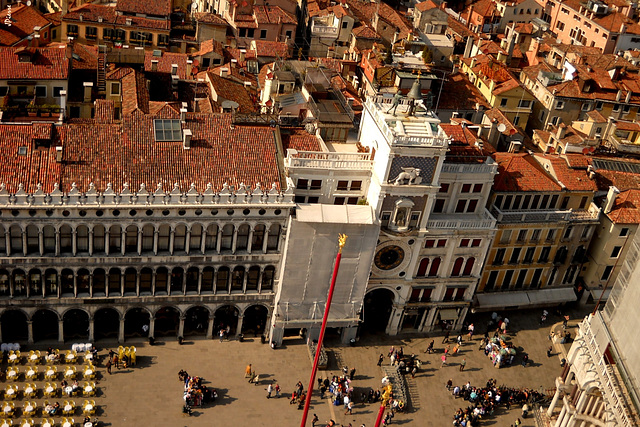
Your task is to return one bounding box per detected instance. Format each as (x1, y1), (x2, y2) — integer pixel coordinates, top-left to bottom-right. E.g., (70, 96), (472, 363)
(500, 230), (512, 244)
(502, 270), (514, 290)
(342, 21), (348, 28)
(260, 29), (267, 39)
(555, 101), (565, 110)
(455, 200), (466, 213)
(500, 98), (508, 107)
(296, 179), (308, 190)
(546, 229), (556, 242)
(581, 227), (590, 240)
(424, 239), (435, 248)
(515, 270), (527, 288)
(560, 196), (570, 209)
(472, 184), (483, 193)
(308, 196), (319, 203)
(550, 195), (558, 208)
(531, 229), (541, 242)
(153, 119), (182, 141)
(539, 246), (551, 262)
(110, 82), (120, 95)
(494, 195), (503, 208)
(611, 246), (622, 258)
(347, 197), (358, 204)
(461, 184), (472, 193)
(513, 116), (520, 126)
(541, 195), (550, 209)
(437, 239), (447, 248)
(439, 183), (450, 193)
(85, 26), (97, 40)
(35, 86), (46, 97)
(350, 181), (362, 191)
(518, 100), (531, 108)
(337, 180), (349, 190)
(510, 248), (521, 264)
(524, 247), (535, 263)
(433, 199), (445, 213)
(471, 239), (481, 247)
(485, 271), (499, 291)
(596, 101), (603, 110)
(601, 265), (613, 281)
(333, 197), (345, 205)
(522, 195), (531, 209)
(493, 248), (505, 265)
(503, 195), (513, 210)
(620, 227), (629, 237)
(239, 28), (246, 37)
(613, 104), (620, 112)
(67, 24), (78, 36)
(467, 200), (478, 213)
(460, 239), (470, 247)
(0, 86), (7, 96)
(517, 230), (527, 242)
(579, 196), (588, 209)
(563, 226), (573, 240)
(310, 180), (322, 190)
(531, 268), (543, 288)
(513, 195), (522, 209)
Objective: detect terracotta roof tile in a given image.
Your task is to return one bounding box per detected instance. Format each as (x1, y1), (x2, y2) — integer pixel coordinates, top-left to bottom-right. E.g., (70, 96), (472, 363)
(254, 5), (297, 24)
(493, 153), (561, 192)
(94, 99), (115, 123)
(0, 28), (20, 46)
(71, 43), (98, 70)
(252, 40), (291, 59)
(121, 70), (149, 115)
(63, 4), (116, 24)
(0, 4), (51, 41)
(436, 72), (490, 111)
(115, 0), (171, 16)
(114, 14), (170, 30)
(415, 0), (439, 12)
(192, 12), (229, 26)
(607, 190), (640, 224)
(0, 46), (68, 80)
(144, 51), (191, 79)
(538, 154), (597, 191)
(351, 24), (380, 39)
(206, 71), (257, 113)
(281, 127), (321, 151)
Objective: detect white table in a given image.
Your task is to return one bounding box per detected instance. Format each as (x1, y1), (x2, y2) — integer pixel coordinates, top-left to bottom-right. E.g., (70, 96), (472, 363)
(85, 354), (93, 361)
(85, 404), (93, 411)
(47, 370), (55, 376)
(30, 354), (38, 361)
(85, 423), (93, 427)
(64, 404), (73, 412)
(46, 386), (54, 393)
(9, 354), (17, 361)
(43, 423), (51, 427)
(7, 371), (15, 377)
(3, 406), (11, 413)
(63, 423), (72, 427)
(25, 387), (33, 394)
(65, 386), (73, 395)
(66, 354), (75, 360)
(66, 370), (74, 376)
(47, 354), (56, 361)
(25, 405), (33, 412)
(6, 388), (14, 395)
(84, 386), (93, 393)
(22, 423), (30, 427)
(85, 369), (93, 376)
(2, 423), (11, 427)
(27, 370), (35, 377)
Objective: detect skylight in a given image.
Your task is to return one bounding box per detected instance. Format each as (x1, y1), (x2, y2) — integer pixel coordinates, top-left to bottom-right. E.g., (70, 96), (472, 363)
(154, 119), (182, 142)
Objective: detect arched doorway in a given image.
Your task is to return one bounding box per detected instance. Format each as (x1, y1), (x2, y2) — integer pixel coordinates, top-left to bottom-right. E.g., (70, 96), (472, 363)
(154, 307), (180, 337)
(63, 309), (89, 342)
(213, 305), (239, 335)
(94, 308), (120, 341)
(361, 289), (395, 334)
(32, 309), (59, 342)
(125, 308), (150, 338)
(242, 305), (268, 337)
(184, 306), (209, 336)
(1, 310), (28, 342)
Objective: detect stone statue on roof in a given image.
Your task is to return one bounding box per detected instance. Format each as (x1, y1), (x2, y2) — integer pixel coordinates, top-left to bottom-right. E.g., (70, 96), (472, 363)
(387, 92), (403, 116)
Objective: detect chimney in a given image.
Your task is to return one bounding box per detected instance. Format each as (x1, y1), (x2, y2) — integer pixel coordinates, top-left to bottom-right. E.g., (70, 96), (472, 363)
(487, 118), (498, 143)
(58, 90), (67, 122)
(477, 125), (483, 138)
(220, 67), (229, 78)
(470, 57), (477, 68)
(183, 129), (192, 149)
(239, 49), (246, 62)
(186, 59), (193, 77)
(441, 1), (447, 9)
(83, 82), (93, 102)
(347, 97), (354, 108)
(171, 64), (178, 76)
(625, 91), (631, 103)
(243, 81), (251, 88)
(126, 18), (132, 26)
(489, 79), (496, 93)
(556, 123), (567, 140)
(604, 186), (620, 214)
(56, 146), (63, 162)
(79, 13), (83, 21)
(62, 0), (69, 16)
(497, 51), (506, 63)
(231, 59), (238, 68)
(180, 107), (187, 121)
(151, 59), (158, 72)
(33, 34), (40, 48)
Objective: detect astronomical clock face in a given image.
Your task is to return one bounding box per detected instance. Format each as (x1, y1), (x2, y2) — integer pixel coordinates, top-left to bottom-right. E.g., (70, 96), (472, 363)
(374, 245), (405, 270)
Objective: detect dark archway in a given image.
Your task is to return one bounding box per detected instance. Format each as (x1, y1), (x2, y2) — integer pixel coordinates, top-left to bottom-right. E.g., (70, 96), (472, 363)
(1, 310), (28, 342)
(32, 309), (59, 342)
(361, 289), (395, 334)
(125, 307), (151, 338)
(94, 308), (120, 341)
(184, 306), (209, 336)
(242, 305), (268, 337)
(63, 309), (89, 342)
(213, 305), (239, 335)
(154, 306), (180, 337)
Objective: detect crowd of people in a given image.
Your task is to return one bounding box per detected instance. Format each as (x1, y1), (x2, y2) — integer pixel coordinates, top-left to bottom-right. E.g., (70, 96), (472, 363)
(449, 378), (549, 426)
(179, 369), (217, 415)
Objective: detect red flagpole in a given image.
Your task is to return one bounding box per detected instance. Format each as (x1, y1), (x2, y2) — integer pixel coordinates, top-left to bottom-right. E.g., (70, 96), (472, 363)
(374, 403), (386, 427)
(300, 234), (348, 427)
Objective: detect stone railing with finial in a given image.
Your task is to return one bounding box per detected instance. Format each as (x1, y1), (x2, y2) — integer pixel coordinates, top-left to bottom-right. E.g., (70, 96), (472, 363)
(0, 178), (296, 207)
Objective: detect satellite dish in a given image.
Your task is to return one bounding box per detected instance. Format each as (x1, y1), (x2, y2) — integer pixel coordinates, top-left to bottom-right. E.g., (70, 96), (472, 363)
(497, 123), (507, 133)
(509, 128), (517, 135)
(582, 147), (590, 155)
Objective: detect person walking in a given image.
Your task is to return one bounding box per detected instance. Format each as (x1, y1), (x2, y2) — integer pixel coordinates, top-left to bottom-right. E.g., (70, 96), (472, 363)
(219, 329), (225, 342)
(522, 354), (529, 367)
(105, 359), (112, 375)
(377, 354), (384, 366)
(467, 323), (474, 341)
(425, 340), (434, 354)
(312, 414), (319, 427)
(547, 346), (553, 358)
(442, 331), (450, 344)
(343, 394), (350, 410)
(441, 354), (447, 368)
(459, 358), (466, 372)
(266, 383), (273, 398)
(345, 401), (353, 415)
(457, 335), (463, 346)
(275, 383), (281, 398)
(349, 368), (356, 381)
(245, 364), (252, 378)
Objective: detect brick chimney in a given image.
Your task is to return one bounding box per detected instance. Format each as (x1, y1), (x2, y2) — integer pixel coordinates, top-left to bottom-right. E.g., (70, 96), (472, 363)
(83, 82), (93, 103)
(604, 186), (620, 214)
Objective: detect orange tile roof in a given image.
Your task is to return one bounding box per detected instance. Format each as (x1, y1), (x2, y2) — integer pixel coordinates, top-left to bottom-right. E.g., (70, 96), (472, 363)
(254, 5), (297, 25)
(63, 3), (116, 23)
(352, 24), (380, 39)
(463, 0), (497, 18)
(281, 127), (321, 151)
(539, 154), (598, 191)
(0, 4), (51, 41)
(144, 51), (191, 79)
(415, 0), (439, 12)
(121, 70), (149, 115)
(493, 153), (562, 192)
(252, 40), (291, 59)
(441, 124), (494, 163)
(436, 72), (490, 111)
(0, 46), (69, 80)
(192, 12), (229, 26)
(115, 0), (171, 16)
(564, 154), (591, 169)
(607, 190), (640, 224)
(206, 71), (258, 113)
(0, 28), (20, 46)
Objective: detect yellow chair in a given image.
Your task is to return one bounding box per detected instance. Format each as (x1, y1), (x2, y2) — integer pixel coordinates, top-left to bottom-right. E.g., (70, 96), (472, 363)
(23, 384), (36, 399)
(117, 346), (124, 360)
(1, 403), (15, 418)
(82, 382), (95, 397)
(27, 350), (41, 365)
(0, 419), (12, 427)
(22, 402), (36, 418)
(130, 347), (137, 366)
(62, 401), (74, 416)
(44, 366), (57, 381)
(43, 383), (57, 398)
(16, 420), (31, 427)
(64, 351), (76, 364)
(7, 351), (20, 365)
(6, 368), (19, 382)
(82, 365), (95, 380)
(62, 417), (74, 427)
(4, 385), (17, 400)
(24, 367), (38, 381)
(41, 418), (54, 427)
(63, 366), (76, 380)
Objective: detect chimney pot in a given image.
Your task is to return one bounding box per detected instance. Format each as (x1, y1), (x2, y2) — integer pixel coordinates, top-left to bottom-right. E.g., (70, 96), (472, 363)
(83, 81), (93, 102)
(55, 146), (63, 162)
(183, 128), (192, 149)
(171, 63), (178, 76)
(180, 108), (187, 121)
(604, 186), (621, 214)
(220, 67), (229, 77)
(151, 59), (158, 72)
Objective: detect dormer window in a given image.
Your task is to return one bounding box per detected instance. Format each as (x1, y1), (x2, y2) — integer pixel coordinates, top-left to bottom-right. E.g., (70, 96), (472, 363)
(154, 119), (182, 141)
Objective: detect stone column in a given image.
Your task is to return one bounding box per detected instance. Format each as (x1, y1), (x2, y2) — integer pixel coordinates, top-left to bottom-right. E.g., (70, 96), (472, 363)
(148, 315), (156, 339)
(262, 226), (269, 254)
(55, 230), (60, 256)
(231, 225), (238, 254)
(247, 227), (254, 253)
(257, 267), (264, 293)
(5, 232), (10, 256)
(58, 319), (64, 343)
(120, 273), (125, 297)
(185, 227), (191, 255)
(385, 305), (402, 336)
(0, 321), (3, 342)
(151, 271), (157, 296)
(242, 266), (249, 292)
(547, 386), (563, 417)
(216, 227), (222, 254)
(27, 320), (34, 344)
(178, 316), (185, 338)
(73, 272), (78, 297)
(105, 229), (110, 255)
(137, 229), (143, 255)
(118, 317), (125, 343)
(71, 229), (77, 256)
(88, 228), (94, 256)
(135, 270), (141, 296)
(89, 273), (94, 298)
(235, 314), (244, 337)
(206, 316), (214, 339)
(153, 229), (159, 255)
(121, 229), (126, 256)
(213, 270), (219, 294)
(197, 270), (202, 295)
(200, 229), (207, 254)
(554, 405), (567, 427)
(88, 317), (95, 342)
(169, 228), (175, 255)
(39, 229), (44, 256)
(22, 230), (27, 256)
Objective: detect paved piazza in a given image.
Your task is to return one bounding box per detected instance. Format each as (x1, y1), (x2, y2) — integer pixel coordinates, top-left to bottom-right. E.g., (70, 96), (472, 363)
(10, 308), (584, 427)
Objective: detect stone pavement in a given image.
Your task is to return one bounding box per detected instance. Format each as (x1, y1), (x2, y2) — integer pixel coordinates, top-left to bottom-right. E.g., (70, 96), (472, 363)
(13, 307), (589, 427)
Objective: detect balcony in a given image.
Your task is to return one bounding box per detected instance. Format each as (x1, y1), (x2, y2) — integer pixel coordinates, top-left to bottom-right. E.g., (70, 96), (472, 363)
(285, 149), (373, 171)
(427, 208), (496, 230)
(441, 160), (498, 175)
(609, 134), (640, 155)
(310, 17), (339, 38)
(491, 206), (572, 224)
(364, 97), (450, 148)
(569, 202), (601, 222)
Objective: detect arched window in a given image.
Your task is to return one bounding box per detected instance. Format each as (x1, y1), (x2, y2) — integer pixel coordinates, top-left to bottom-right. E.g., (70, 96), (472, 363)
(142, 225), (154, 252)
(0, 227), (5, 254)
(451, 257), (464, 277)
(124, 268), (137, 294)
(59, 225), (72, 254)
(417, 258), (429, 277)
(26, 225), (39, 255)
(221, 225), (233, 251)
(158, 225), (170, 252)
(93, 225), (105, 254)
(140, 268), (152, 294)
(190, 224), (203, 252)
(108, 268), (121, 296)
(77, 225), (89, 254)
(262, 266), (275, 291)
(125, 225), (138, 253)
(232, 266), (244, 291)
(43, 226), (55, 254)
(9, 225), (23, 254)
(216, 267), (229, 293)
(246, 266), (260, 291)
(267, 224), (280, 251)
(109, 225), (121, 253)
(175, 224), (188, 252)
(463, 257), (475, 276)
(428, 257), (441, 277)
(236, 224), (250, 251)
(252, 224), (265, 250)
(205, 224), (218, 252)
(93, 269), (106, 296)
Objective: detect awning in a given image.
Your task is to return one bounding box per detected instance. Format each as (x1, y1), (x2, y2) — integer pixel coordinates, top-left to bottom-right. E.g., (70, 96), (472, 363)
(589, 288), (611, 301)
(438, 309), (459, 321)
(475, 291), (530, 309)
(527, 287), (576, 305)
